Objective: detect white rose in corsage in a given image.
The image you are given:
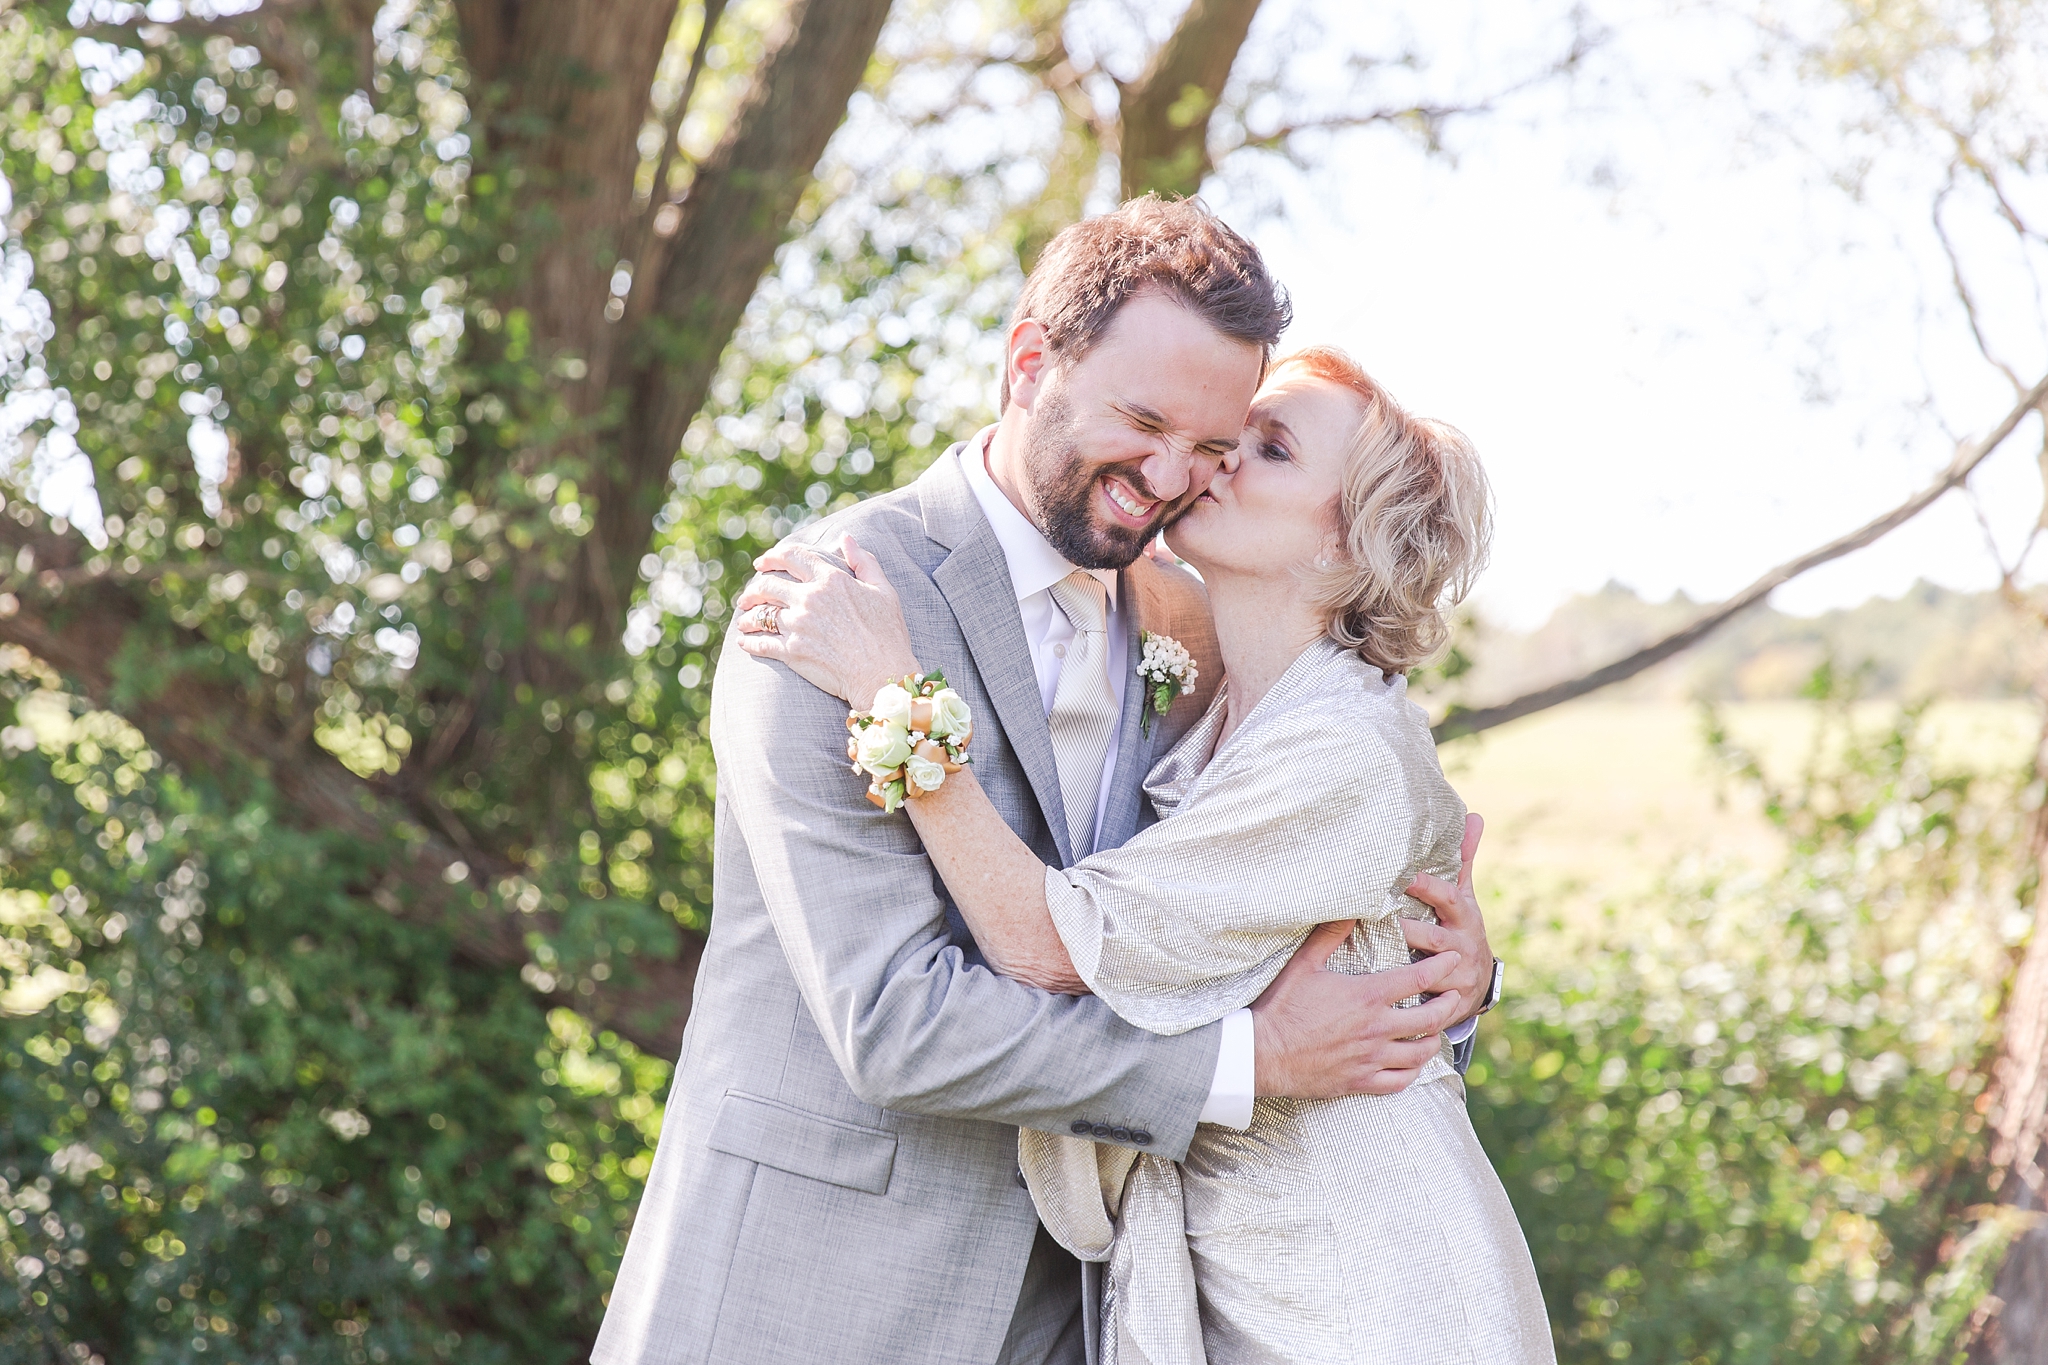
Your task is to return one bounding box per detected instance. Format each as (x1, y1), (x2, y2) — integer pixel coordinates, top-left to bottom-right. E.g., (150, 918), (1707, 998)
(844, 669), (974, 812)
(853, 720), (913, 777)
(925, 688), (973, 742)
(903, 743), (949, 795)
(1135, 631), (1198, 737)
(870, 682), (914, 729)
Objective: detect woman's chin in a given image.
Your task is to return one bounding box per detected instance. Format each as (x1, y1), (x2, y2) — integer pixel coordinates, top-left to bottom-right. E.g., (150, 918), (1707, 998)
(1161, 506), (1222, 568)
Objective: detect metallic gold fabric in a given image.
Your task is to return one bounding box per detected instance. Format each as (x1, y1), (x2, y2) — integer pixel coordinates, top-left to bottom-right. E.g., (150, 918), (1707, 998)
(1020, 639), (1555, 1364)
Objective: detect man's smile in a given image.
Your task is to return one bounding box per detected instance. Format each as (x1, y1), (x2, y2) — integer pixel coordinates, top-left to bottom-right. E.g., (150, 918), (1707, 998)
(1101, 475), (1158, 526)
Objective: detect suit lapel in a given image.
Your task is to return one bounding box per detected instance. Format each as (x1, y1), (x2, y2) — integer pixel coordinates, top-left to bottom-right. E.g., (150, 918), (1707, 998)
(921, 446), (1076, 866)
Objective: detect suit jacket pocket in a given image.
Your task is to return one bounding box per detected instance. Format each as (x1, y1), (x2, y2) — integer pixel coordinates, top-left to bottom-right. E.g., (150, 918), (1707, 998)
(705, 1090), (898, 1196)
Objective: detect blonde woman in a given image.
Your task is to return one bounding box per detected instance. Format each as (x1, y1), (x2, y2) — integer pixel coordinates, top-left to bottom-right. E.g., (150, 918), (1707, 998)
(739, 347), (1554, 1365)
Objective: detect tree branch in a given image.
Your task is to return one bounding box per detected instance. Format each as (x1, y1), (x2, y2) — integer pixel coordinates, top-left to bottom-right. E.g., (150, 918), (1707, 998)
(605, 0), (894, 615)
(1935, 178), (2024, 389)
(1433, 369), (2048, 742)
(1235, 101), (1494, 157)
(1116, 0), (1263, 200)
(639, 0), (729, 219)
(0, 527), (701, 1056)
(1230, 20), (1596, 167)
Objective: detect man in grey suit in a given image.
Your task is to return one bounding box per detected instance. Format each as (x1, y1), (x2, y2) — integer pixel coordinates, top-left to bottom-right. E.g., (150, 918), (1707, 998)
(593, 198), (1499, 1365)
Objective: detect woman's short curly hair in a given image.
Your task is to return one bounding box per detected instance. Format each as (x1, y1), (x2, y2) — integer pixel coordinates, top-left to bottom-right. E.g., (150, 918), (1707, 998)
(1281, 346), (1492, 674)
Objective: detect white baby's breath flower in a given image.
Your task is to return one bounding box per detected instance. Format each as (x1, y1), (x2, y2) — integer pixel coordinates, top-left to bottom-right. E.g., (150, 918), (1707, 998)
(1137, 633), (1197, 692)
(870, 683), (913, 727)
(1135, 631), (1197, 734)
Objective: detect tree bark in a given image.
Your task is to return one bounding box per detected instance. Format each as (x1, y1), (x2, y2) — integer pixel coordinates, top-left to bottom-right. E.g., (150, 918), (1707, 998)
(450, 0), (685, 661)
(471, 0), (680, 402)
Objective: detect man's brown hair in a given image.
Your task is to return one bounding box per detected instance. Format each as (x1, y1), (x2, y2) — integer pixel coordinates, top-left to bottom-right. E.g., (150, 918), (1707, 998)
(1000, 195), (1291, 407)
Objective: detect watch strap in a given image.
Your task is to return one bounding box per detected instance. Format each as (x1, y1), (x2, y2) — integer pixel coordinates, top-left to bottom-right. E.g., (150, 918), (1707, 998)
(1476, 957), (1505, 1014)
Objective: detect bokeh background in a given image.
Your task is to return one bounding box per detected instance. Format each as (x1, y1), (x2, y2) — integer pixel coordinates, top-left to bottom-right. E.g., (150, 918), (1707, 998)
(3, 1), (2046, 1361)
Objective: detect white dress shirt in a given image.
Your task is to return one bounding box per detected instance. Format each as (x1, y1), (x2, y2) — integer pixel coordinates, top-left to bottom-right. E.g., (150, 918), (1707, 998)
(960, 431), (1257, 1129)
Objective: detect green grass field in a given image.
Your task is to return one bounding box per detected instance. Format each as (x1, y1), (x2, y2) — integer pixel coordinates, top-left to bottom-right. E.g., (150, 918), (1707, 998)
(1439, 699), (2040, 939)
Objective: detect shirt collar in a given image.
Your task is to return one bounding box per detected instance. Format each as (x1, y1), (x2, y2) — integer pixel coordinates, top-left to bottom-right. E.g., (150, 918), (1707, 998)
(960, 426), (1118, 606)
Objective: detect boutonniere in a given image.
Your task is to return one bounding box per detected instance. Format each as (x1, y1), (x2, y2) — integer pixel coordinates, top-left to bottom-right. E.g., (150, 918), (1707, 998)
(1136, 631), (1198, 737)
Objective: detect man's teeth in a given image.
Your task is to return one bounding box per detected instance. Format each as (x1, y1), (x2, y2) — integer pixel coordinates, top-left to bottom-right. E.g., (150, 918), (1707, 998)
(1106, 482), (1151, 517)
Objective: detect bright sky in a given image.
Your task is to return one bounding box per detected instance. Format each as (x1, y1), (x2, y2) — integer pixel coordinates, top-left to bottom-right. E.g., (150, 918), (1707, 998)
(1196, 0), (2048, 628)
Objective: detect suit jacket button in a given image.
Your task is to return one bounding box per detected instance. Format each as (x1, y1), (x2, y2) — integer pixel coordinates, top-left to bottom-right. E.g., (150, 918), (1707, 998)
(1090, 1123), (1114, 1139)
(1015, 1167), (1029, 1188)
(1132, 1130), (1153, 1146)
(1071, 1120), (1092, 1135)
(1111, 1127), (1132, 1143)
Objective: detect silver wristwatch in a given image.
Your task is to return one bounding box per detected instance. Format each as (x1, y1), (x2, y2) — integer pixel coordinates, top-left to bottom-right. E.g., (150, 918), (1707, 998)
(1475, 957), (1505, 1015)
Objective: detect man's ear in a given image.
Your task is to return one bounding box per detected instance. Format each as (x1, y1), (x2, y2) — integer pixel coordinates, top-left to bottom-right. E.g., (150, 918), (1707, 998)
(1005, 319), (1050, 413)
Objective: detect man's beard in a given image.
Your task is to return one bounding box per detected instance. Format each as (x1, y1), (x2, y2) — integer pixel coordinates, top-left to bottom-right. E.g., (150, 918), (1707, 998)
(1023, 384), (1180, 570)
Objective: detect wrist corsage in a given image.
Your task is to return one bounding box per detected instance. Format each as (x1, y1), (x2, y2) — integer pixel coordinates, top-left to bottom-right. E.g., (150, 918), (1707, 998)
(846, 669), (974, 812)
(1136, 632), (1198, 737)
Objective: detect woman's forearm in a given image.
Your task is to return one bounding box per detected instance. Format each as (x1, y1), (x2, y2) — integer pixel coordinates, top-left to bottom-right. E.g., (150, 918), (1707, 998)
(904, 772), (1086, 994)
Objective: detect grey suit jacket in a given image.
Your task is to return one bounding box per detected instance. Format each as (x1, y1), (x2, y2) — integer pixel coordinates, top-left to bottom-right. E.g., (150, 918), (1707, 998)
(592, 446), (1228, 1365)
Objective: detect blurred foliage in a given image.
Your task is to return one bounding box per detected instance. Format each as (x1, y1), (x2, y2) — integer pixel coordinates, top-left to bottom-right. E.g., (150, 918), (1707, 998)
(0, 2), (1016, 1358)
(1471, 675), (2033, 1364)
(0, 642), (674, 1363)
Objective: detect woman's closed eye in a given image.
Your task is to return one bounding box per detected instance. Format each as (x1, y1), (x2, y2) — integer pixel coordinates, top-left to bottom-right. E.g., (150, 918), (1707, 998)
(1259, 437), (1293, 464)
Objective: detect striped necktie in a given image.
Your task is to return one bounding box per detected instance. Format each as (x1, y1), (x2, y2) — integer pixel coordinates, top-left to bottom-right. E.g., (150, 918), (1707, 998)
(1046, 572), (1117, 861)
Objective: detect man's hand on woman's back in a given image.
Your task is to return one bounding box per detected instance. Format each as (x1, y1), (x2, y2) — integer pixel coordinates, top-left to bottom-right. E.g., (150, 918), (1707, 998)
(1251, 933), (1462, 1098)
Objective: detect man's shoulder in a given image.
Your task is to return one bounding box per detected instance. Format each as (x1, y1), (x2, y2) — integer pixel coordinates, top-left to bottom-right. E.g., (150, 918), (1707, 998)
(1131, 552), (1209, 617)
(790, 480), (931, 555)
(1128, 552), (1216, 662)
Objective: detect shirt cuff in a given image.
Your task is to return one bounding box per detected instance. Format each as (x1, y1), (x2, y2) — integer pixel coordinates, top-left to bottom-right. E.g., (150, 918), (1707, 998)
(1198, 1008), (1256, 1130)
(1446, 1015), (1478, 1046)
